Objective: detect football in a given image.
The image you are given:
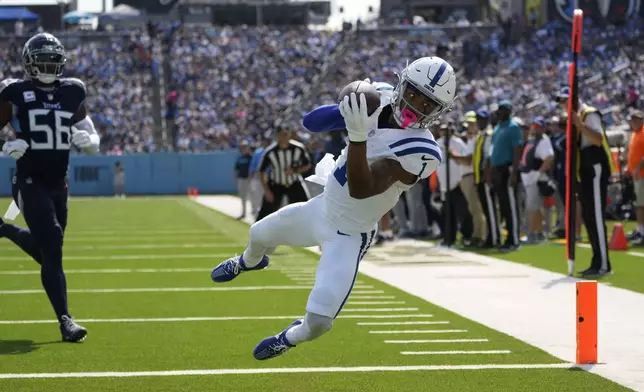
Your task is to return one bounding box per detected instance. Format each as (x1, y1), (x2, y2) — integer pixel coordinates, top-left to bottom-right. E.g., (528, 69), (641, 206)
(337, 81), (381, 116)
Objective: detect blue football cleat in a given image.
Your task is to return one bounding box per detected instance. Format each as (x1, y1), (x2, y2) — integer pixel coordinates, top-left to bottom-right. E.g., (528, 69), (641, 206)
(253, 319), (303, 360)
(211, 254), (269, 283)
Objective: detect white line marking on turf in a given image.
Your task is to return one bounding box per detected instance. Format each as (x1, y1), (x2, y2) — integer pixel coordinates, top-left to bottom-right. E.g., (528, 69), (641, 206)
(369, 330), (467, 334)
(0, 254), (236, 261)
(342, 308), (418, 312)
(348, 301), (406, 305)
(357, 321), (448, 326)
(349, 296), (396, 300)
(351, 290), (385, 294)
(1, 285), (376, 295)
(0, 314), (437, 325)
(0, 243), (232, 251)
(400, 350), (511, 355)
(0, 286), (317, 295)
(0, 363), (579, 379)
(0, 268), (213, 275)
(384, 339), (489, 344)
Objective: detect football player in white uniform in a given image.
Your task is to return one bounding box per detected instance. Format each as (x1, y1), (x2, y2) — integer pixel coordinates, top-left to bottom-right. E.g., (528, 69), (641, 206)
(210, 57), (456, 360)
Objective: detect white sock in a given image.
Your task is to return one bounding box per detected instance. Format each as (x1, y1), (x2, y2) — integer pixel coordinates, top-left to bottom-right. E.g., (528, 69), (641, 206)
(241, 225), (274, 268)
(380, 230), (393, 238)
(285, 313), (333, 346)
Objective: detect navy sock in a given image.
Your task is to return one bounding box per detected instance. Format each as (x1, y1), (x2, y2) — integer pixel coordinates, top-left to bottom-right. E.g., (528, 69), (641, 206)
(0, 223), (42, 265)
(39, 242), (69, 320)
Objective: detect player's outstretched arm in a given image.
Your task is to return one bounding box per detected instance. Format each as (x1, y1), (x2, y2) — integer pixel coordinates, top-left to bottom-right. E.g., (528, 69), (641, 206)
(302, 104), (346, 133)
(71, 104), (100, 154)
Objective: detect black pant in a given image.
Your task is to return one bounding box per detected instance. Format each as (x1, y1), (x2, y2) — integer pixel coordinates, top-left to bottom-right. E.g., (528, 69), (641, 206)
(492, 165), (520, 246)
(6, 176), (69, 319)
(422, 184), (443, 232)
(443, 186), (471, 246)
(477, 181), (501, 247)
(579, 154), (611, 272)
(256, 181), (309, 222)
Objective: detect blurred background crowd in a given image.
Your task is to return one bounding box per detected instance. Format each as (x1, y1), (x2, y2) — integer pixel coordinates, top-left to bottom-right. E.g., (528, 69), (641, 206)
(0, 0), (642, 246)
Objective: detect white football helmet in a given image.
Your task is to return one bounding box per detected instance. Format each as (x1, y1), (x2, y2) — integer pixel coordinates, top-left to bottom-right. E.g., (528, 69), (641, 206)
(391, 56), (457, 129)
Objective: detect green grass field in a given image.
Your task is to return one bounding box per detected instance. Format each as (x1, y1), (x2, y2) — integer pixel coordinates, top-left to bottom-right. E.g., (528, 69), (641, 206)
(467, 221), (644, 294)
(0, 198), (633, 391)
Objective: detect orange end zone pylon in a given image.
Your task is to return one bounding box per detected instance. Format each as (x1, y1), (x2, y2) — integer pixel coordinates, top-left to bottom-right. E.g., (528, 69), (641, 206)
(576, 281), (598, 364)
(609, 223), (628, 250)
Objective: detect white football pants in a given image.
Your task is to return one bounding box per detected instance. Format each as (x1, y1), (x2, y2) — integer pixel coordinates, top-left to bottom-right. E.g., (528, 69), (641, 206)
(243, 195), (376, 318)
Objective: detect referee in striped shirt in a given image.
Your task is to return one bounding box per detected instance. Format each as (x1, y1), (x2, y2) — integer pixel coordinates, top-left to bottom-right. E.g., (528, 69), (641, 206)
(256, 126), (312, 221)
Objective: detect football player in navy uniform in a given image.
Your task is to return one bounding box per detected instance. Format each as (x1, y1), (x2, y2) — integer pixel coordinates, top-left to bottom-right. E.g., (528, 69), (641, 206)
(0, 33), (100, 342)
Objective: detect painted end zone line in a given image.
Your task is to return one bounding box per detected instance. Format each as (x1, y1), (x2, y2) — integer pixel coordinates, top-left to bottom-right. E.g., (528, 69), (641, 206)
(0, 363), (580, 379)
(0, 314), (435, 325)
(0, 285), (374, 295)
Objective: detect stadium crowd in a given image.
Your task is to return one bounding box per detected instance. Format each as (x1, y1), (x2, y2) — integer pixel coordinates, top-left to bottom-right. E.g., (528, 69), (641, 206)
(0, 19), (642, 247)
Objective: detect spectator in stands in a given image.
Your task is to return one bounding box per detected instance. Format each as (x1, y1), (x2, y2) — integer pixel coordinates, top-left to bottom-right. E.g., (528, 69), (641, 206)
(626, 110), (644, 244)
(489, 100), (523, 251)
(113, 161), (125, 199)
(519, 117), (554, 244)
(234, 140), (253, 219)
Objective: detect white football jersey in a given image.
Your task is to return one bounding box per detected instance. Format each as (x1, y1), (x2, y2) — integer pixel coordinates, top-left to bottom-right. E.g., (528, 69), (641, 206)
(323, 127), (441, 234)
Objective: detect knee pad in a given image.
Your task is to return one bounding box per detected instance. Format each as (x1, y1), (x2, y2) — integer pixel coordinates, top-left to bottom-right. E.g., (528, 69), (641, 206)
(303, 312), (333, 340)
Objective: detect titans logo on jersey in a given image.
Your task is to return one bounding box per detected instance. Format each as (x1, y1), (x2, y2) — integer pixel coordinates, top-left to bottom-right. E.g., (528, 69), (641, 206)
(0, 78), (86, 184)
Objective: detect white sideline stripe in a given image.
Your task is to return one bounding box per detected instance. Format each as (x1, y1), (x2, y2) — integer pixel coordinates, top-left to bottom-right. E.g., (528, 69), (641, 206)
(349, 296), (396, 299)
(0, 243), (230, 251)
(348, 301), (406, 305)
(370, 329), (467, 334)
(385, 339), (489, 344)
(400, 350), (511, 355)
(0, 363), (578, 379)
(357, 321), (448, 326)
(342, 308), (418, 312)
(627, 251), (644, 258)
(64, 230), (218, 235)
(0, 314), (437, 325)
(0, 254), (234, 261)
(351, 290), (385, 294)
(0, 268), (213, 275)
(0, 286), (320, 295)
(51, 236), (235, 243)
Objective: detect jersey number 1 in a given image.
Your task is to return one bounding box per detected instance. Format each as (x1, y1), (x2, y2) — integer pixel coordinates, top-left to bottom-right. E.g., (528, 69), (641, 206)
(28, 109), (73, 151)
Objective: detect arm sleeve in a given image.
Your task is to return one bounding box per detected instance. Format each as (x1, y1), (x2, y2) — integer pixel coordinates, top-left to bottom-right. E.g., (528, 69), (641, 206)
(0, 79), (18, 102)
(511, 124), (523, 147)
(302, 104), (346, 133)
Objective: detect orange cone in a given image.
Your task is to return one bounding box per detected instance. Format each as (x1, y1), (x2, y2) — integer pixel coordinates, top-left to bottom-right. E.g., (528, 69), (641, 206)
(193, 188), (199, 197)
(609, 223), (628, 250)
(187, 187), (194, 198)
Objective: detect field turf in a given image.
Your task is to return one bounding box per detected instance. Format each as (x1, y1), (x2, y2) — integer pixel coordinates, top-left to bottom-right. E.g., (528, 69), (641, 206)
(0, 197), (632, 391)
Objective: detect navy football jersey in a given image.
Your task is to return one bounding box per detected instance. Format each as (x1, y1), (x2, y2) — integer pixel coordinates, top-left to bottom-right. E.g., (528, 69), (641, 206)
(0, 78), (86, 184)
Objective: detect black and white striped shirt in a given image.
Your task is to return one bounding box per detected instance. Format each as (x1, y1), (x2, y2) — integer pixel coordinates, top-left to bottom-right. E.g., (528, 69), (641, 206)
(259, 140), (311, 186)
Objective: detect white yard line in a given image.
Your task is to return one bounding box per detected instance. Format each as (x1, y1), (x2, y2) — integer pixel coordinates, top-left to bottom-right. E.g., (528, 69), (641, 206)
(350, 290), (385, 294)
(347, 301), (406, 305)
(0, 243), (232, 251)
(0, 268), (213, 275)
(197, 195), (644, 391)
(0, 314), (436, 325)
(0, 363), (578, 379)
(369, 330), (467, 334)
(342, 308), (418, 312)
(357, 321), (448, 326)
(0, 254), (232, 261)
(348, 296), (396, 300)
(0, 285), (374, 295)
(400, 350), (511, 355)
(384, 339), (489, 344)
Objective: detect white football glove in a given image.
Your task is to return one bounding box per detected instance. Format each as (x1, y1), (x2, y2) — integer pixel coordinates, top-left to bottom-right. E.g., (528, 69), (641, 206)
(71, 128), (92, 149)
(338, 93), (383, 143)
(2, 139), (29, 160)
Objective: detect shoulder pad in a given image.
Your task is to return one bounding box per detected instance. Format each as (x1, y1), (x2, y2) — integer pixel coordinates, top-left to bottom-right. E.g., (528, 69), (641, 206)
(0, 78), (21, 96)
(61, 78), (87, 93)
(388, 135), (442, 179)
(289, 139), (306, 149)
